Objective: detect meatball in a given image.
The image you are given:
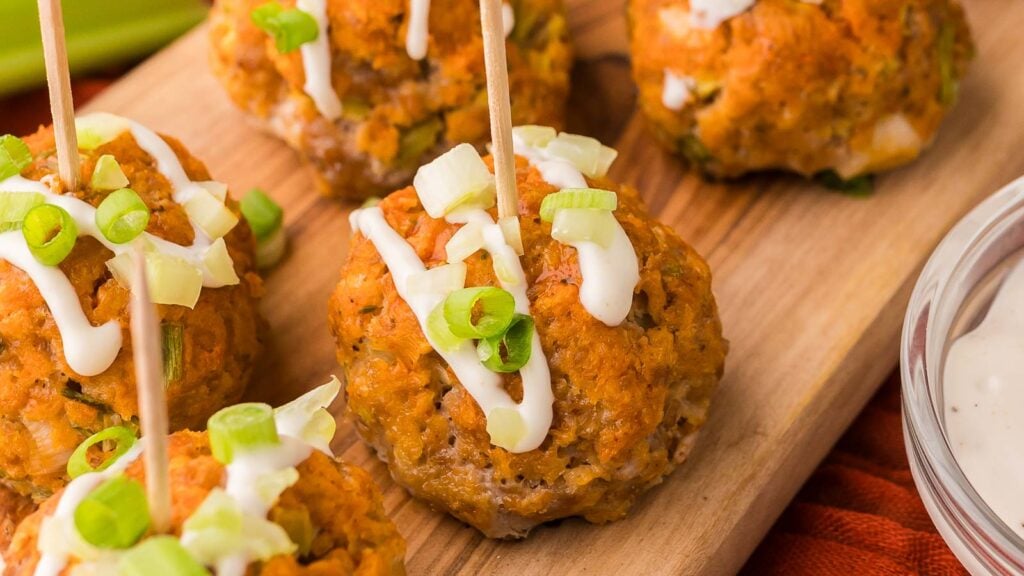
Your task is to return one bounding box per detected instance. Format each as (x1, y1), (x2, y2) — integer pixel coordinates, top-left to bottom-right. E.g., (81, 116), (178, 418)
(3, 430), (407, 575)
(209, 0), (572, 201)
(629, 0), (974, 180)
(0, 126), (263, 500)
(329, 156), (727, 537)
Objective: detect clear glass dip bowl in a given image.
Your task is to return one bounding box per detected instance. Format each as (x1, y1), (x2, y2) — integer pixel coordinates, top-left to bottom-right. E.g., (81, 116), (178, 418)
(902, 175), (1024, 574)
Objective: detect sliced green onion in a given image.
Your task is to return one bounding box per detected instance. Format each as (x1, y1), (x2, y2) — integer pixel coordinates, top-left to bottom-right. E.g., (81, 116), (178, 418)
(240, 188), (283, 241)
(208, 402), (280, 464)
(413, 143), (495, 218)
(256, 226), (287, 269)
(407, 262), (466, 296)
(203, 238), (240, 286)
(443, 287), (515, 339)
(146, 252), (204, 308)
(74, 476), (150, 549)
(96, 188), (150, 244)
(184, 187), (238, 240)
(270, 507), (314, 557)
(539, 188), (617, 222)
(445, 221), (485, 263)
(491, 249), (524, 287)
(0, 191), (44, 232)
(545, 132), (618, 178)
(551, 208), (616, 248)
(67, 425), (137, 479)
(250, 1), (319, 54)
(90, 154), (130, 191)
(511, 125), (556, 148)
(0, 135), (32, 181)
(273, 377), (340, 454)
(195, 181), (228, 203)
(426, 301), (465, 352)
(22, 204), (78, 266)
(395, 117), (442, 166)
(119, 536), (210, 576)
(75, 113), (131, 151)
(181, 489), (296, 564)
(486, 407), (526, 451)
(498, 216), (524, 256)
(476, 313), (534, 373)
(162, 322), (184, 384)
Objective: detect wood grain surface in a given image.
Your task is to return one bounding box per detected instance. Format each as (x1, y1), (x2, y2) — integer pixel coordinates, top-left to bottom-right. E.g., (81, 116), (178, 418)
(77, 0), (1019, 573)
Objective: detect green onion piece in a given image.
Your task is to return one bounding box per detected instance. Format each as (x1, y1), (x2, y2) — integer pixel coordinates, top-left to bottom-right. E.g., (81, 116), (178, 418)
(162, 322), (184, 384)
(66, 425), (137, 479)
(413, 143), (496, 218)
(539, 188), (617, 222)
(426, 300), (465, 352)
(146, 252), (204, 308)
(545, 133), (618, 178)
(444, 221), (484, 263)
(250, 1), (319, 54)
(22, 204), (78, 266)
(118, 536), (210, 576)
(95, 188), (150, 244)
(203, 238), (241, 285)
(476, 313), (534, 373)
(75, 113), (132, 150)
(255, 226), (287, 269)
(0, 191), (44, 232)
(273, 377), (340, 454)
(938, 23), (957, 106)
(443, 287), (515, 339)
(407, 262), (466, 296)
(240, 188), (283, 241)
(74, 476), (150, 549)
(270, 507), (315, 558)
(0, 135), (32, 181)
(815, 170), (874, 197)
(90, 154), (130, 191)
(550, 208), (616, 248)
(195, 181), (228, 203)
(208, 402), (280, 464)
(184, 187), (238, 240)
(486, 406), (526, 451)
(395, 118), (442, 166)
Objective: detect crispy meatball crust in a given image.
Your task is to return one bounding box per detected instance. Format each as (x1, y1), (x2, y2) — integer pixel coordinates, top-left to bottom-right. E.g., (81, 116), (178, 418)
(329, 157), (727, 538)
(209, 0), (572, 200)
(629, 0), (974, 179)
(4, 431), (406, 575)
(0, 127), (263, 500)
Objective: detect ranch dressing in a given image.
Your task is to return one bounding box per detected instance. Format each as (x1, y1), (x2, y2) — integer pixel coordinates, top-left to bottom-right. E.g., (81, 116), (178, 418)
(945, 259), (1024, 540)
(296, 0), (343, 120)
(511, 132), (639, 326)
(689, 0), (754, 28)
(662, 70), (695, 111)
(351, 206), (553, 452)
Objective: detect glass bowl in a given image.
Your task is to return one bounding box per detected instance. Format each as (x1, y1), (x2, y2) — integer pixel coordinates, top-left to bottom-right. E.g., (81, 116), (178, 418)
(902, 175), (1024, 574)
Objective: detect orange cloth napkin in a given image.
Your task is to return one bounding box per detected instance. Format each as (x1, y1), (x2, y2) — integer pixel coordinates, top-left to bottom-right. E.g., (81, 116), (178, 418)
(0, 82), (966, 576)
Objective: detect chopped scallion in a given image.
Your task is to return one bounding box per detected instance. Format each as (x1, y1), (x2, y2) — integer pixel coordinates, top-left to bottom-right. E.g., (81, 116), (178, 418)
(203, 238), (241, 286)
(66, 425), (137, 479)
(184, 187), (239, 240)
(95, 188), (150, 244)
(413, 143), (496, 218)
(443, 286), (516, 339)
(250, 1), (319, 53)
(0, 191), (43, 232)
(426, 301), (465, 352)
(444, 221), (485, 263)
(208, 402), (280, 464)
(550, 208), (616, 248)
(240, 188), (283, 241)
(486, 407), (526, 451)
(90, 154), (130, 191)
(407, 262), (466, 296)
(476, 313), (534, 373)
(119, 536), (210, 576)
(162, 322), (184, 384)
(22, 204), (78, 266)
(538, 188), (617, 222)
(0, 135), (32, 181)
(74, 476), (150, 549)
(545, 133), (618, 178)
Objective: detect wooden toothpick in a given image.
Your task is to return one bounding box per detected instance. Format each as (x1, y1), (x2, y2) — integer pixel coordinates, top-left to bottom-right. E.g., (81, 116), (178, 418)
(36, 0), (79, 191)
(479, 0), (518, 222)
(129, 243), (172, 534)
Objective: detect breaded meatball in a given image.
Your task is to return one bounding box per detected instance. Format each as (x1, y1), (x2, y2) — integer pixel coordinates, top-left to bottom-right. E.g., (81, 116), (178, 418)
(0, 127), (263, 500)
(4, 431), (406, 575)
(209, 0), (572, 200)
(629, 0), (974, 180)
(329, 156), (727, 538)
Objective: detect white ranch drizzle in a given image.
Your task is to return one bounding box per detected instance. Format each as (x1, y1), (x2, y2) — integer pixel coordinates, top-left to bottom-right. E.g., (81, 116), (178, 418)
(0, 117), (237, 376)
(510, 133), (640, 326)
(296, 0), (343, 120)
(34, 442), (144, 576)
(406, 0), (516, 61)
(351, 206), (553, 452)
(689, 0), (755, 28)
(662, 70), (695, 111)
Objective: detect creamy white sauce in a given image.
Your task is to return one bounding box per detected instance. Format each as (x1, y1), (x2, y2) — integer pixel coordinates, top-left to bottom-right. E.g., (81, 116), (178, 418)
(34, 443), (144, 576)
(945, 259), (1024, 540)
(352, 206), (553, 452)
(662, 70), (696, 111)
(296, 0), (343, 120)
(224, 436), (311, 518)
(511, 133), (639, 326)
(0, 117), (237, 376)
(688, 0), (755, 29)
(405, 0), (431, 61)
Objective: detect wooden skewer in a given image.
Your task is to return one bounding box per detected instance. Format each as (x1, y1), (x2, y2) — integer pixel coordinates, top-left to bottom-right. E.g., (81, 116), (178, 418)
(479, 0), (518, 222)
(36, 0), (79, 192)
(129, 243), (172, 534)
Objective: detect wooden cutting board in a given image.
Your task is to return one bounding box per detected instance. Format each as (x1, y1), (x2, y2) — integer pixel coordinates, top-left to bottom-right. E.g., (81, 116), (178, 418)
(77, 0), (1021, 573)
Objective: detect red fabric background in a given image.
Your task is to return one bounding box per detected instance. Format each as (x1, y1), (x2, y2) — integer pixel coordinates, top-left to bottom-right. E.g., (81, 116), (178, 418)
(0, 81), (967, 575)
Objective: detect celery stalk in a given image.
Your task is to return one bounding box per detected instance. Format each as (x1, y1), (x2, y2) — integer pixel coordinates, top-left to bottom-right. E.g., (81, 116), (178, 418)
(0, 0), (208, 97)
